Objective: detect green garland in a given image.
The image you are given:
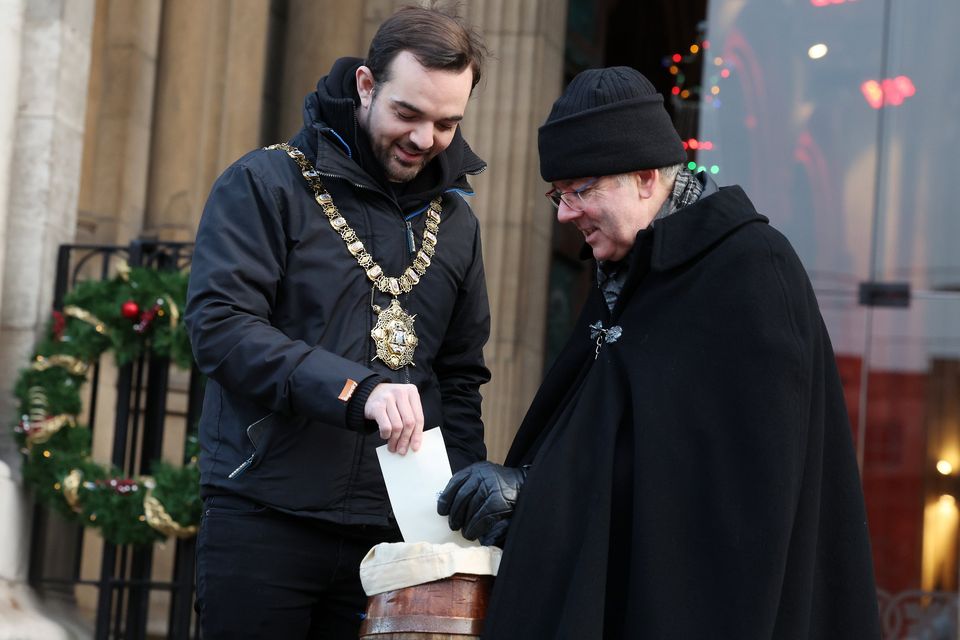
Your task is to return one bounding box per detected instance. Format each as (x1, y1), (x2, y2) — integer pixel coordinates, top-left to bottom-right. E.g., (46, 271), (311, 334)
(10, 263), (201, 546)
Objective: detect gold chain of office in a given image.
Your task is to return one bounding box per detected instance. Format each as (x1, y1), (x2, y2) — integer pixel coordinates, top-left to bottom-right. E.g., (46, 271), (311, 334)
(265, 143), (442, 369)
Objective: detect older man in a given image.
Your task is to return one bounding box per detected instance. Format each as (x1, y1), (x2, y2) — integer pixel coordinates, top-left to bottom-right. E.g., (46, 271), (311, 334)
(439, 67), (881, 638)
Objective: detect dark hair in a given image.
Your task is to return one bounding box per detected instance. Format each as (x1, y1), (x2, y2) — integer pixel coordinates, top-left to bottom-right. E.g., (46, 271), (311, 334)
(366, 5), (487, 90)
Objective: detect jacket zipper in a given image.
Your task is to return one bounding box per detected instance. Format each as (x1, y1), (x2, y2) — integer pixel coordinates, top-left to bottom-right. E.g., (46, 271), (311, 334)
(228, 455), (254, 479)
(406, 221), (416, 255)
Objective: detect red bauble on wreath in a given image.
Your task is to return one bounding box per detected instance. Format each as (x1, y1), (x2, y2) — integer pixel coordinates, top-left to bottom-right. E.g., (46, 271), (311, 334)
(121, 300), (140, 320)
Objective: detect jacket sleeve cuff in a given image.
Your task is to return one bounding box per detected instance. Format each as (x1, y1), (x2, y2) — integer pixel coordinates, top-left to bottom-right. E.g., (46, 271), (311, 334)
(346, 375), (388, 433)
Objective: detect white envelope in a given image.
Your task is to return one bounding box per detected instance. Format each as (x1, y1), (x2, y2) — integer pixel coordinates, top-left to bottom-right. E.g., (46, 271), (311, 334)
(376, 427), (479, 547)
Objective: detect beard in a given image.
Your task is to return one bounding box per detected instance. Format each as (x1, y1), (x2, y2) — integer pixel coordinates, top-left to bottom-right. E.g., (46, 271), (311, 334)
(372, 139), (430, 183)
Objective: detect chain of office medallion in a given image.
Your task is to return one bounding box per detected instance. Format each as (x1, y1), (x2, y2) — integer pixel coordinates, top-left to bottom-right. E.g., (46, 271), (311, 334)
(265, 143), (441, 297)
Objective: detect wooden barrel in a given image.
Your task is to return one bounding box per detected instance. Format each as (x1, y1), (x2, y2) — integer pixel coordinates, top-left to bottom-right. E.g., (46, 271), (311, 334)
(359, 573), (493, 639)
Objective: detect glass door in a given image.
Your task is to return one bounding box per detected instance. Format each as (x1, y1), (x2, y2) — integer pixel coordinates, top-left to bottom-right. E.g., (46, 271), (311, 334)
(864, 0), (960, 634)
(700, 0), (960, 636)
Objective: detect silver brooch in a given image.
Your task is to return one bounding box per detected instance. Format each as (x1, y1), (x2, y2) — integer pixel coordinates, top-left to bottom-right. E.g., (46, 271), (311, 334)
(589, 321), (622, 359)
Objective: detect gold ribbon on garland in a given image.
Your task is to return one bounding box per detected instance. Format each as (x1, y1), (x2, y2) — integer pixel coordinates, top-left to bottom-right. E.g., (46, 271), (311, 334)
(24, 414), (77, 447)
(20, 386), (76, 448)
(141, 477), (198, 539)
(58, 472), (198, 537)
(164, 296), (180, 329)
(27, 386), (48, 423)
(116, 260), (131, 281)
(22, 386), (77, 448)
(152, 296), (181, 329)
(64, 305), (108, 335)
(61, 469), (84, 513)
(32, 354), (89, 376)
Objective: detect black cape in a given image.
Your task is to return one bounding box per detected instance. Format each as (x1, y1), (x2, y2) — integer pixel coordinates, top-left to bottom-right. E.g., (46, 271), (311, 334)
(483, 186), (880, 639)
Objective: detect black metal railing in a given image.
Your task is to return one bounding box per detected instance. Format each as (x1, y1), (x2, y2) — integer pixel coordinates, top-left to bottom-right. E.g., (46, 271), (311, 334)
(29, 239), (201, 640)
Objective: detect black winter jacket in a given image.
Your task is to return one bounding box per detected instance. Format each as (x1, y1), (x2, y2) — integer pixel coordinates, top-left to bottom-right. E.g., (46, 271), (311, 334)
(185, 58), (491, 527)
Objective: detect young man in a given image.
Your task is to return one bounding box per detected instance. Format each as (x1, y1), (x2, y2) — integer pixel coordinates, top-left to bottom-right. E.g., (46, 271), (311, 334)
(439, 66), (881, 638)
(185, 8), (491, 639)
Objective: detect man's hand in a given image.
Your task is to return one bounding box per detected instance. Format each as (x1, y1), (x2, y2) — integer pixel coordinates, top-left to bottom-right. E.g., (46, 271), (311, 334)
(364, 383), (424, 455)
(437, 462), (527, 546)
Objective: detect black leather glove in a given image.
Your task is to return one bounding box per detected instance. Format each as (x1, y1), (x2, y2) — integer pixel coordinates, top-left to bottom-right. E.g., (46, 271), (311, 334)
(437, 462), (527, 546)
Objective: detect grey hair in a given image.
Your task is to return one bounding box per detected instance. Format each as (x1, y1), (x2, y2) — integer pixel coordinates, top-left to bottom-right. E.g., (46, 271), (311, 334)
(657, 163), (683, 184)
(613, 163), (684, 186)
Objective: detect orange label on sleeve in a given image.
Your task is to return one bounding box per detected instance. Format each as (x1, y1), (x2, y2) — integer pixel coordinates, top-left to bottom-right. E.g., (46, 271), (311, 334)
(338, 379), (359, 402)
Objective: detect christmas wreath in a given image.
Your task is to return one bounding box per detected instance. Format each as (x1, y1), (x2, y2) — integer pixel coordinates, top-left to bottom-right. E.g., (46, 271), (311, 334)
(11, 262), (201, 546)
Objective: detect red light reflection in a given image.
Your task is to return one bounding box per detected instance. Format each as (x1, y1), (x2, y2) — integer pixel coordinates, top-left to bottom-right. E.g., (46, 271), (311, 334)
(860, 76), (917, 109)
(682, 138), (713, 151)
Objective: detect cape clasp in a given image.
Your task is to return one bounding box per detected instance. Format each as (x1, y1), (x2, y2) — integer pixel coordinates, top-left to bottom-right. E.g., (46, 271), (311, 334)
(589, 321), (622, 359)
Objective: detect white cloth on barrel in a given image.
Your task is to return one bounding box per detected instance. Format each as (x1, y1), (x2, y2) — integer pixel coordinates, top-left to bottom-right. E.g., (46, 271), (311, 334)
(359, 541), (501, 596)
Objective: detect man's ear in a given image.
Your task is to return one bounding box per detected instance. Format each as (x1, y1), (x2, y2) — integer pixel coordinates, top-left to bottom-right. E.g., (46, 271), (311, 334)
(356, 65), (375, 109)
(634, 169), (658, 199)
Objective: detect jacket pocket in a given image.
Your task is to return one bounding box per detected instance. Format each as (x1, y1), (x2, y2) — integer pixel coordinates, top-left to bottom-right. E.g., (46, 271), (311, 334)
(228, 412), (275, 479)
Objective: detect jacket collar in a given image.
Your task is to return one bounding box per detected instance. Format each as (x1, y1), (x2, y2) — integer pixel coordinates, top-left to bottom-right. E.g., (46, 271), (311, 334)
(602, 182), (767, 319)
(650, 184), (768, 271)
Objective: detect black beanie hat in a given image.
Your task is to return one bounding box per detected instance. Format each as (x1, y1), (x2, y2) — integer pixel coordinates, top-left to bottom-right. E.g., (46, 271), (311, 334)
(538, 66), (687, 182)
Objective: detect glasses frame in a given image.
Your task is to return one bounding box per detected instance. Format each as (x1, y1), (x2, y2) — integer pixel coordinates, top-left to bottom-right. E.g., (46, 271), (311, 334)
(545, 177), (600, 212)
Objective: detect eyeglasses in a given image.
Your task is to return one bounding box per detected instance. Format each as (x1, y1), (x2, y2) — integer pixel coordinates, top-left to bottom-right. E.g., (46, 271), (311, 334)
(545, 177), (600, 212)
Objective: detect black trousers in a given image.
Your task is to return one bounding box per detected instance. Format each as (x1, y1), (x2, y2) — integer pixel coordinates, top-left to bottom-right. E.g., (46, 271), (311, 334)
(196, 495), (400, 639)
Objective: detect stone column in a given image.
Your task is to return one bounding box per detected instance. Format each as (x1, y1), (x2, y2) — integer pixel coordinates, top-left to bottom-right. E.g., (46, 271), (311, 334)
(75, 0), (162, 246)
(457, 0), (568, 462)
(0, 3), (28, 582)
(272, 0), (366, 141)
(0, 1), (96, 637)
(0, 0), (96, 467)
(0, 0), (25, 352)
(144, 0), (271, 240)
